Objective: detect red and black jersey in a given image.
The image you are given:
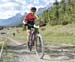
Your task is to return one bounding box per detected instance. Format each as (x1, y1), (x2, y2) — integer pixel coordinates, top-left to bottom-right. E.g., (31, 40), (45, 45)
(25, 13), (36, 22)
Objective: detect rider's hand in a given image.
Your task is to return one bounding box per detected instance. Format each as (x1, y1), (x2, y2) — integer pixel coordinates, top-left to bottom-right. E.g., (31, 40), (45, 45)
(23, 20), (28, 26)
(23, 20), (26, 24)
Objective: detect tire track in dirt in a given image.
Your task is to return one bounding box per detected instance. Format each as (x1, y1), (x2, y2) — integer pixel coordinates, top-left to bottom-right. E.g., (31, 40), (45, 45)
(1, 36), (75, 62)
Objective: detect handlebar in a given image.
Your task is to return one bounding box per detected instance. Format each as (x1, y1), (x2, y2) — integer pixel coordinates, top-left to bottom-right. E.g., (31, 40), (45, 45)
(23, 20), (39, 28)
(27, 24), (39, 29)
(34, 25), (39, 28)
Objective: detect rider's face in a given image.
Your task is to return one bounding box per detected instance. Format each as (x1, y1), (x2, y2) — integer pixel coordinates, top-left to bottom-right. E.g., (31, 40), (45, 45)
(32, 11), (36, 15)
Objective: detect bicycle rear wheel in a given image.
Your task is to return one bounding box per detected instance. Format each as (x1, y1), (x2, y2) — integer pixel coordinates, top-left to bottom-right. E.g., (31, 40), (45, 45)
(35, 34), (44, 59)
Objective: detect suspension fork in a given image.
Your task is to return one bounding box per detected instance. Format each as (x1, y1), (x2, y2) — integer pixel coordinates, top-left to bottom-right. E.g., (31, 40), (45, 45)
(33, 28), (39, 41)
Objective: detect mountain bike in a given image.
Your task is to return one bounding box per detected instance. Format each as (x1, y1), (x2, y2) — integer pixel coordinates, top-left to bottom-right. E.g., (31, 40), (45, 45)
(28, 24), (44, 59)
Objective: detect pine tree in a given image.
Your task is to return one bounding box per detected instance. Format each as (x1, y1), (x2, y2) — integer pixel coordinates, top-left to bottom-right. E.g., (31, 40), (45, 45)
(42, 0), (75, 25)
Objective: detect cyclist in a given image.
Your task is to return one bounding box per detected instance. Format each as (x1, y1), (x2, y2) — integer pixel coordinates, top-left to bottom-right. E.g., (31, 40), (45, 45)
(23, 7), (38, 48)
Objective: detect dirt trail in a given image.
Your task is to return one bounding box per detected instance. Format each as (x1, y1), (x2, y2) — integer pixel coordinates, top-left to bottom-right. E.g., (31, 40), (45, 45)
(1, 36), (75, 62)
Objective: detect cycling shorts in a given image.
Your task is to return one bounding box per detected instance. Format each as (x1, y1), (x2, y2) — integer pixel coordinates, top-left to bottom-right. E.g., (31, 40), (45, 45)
(26, 21), (35, 30)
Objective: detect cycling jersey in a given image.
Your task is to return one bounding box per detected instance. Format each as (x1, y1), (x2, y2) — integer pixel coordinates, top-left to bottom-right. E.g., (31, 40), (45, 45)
(25, 13), (36, 21)
(24, 12), (39, 29)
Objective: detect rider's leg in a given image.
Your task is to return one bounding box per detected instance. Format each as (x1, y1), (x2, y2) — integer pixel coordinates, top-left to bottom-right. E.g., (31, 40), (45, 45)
(25, 25), (31, 47)
(26, 29), (34, 47)
(26, 29), (31, 43)
(26, 29), (31, 50)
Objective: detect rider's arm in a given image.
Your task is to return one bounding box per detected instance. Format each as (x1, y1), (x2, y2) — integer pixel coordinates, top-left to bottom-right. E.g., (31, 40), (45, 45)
(23, 14), (28, 25)
(22, 16), (28, 30)
(34, 14), (40, 25)
(35, 14), (39, 20)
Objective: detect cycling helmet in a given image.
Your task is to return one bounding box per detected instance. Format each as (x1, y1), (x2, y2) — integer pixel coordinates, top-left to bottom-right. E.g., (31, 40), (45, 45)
(31, 7), (36, 12)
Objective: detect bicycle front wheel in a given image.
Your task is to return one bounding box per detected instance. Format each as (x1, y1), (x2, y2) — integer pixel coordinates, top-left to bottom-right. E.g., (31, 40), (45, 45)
(35, 34), (44, 59)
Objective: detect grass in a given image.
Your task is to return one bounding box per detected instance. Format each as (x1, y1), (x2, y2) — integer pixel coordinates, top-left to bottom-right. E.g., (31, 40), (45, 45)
(40, 23), (75, 45)
(0, 37), (7, 48)
(1, 23), (75, 45)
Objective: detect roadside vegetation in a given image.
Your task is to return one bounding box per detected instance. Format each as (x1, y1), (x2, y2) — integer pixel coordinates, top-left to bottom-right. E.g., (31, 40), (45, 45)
(5, 23), (75, 45)
(42, 0), (75, 25)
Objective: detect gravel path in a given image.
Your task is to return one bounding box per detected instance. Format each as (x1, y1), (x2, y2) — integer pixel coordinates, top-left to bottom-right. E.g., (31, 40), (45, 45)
(1, 36), (75, 62)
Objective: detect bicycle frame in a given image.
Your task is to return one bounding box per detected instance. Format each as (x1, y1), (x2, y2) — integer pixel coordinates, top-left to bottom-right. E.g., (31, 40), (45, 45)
(29, 24), (39, 36)
(30, 26), (39, 42)
(28, 25), (44, 59)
